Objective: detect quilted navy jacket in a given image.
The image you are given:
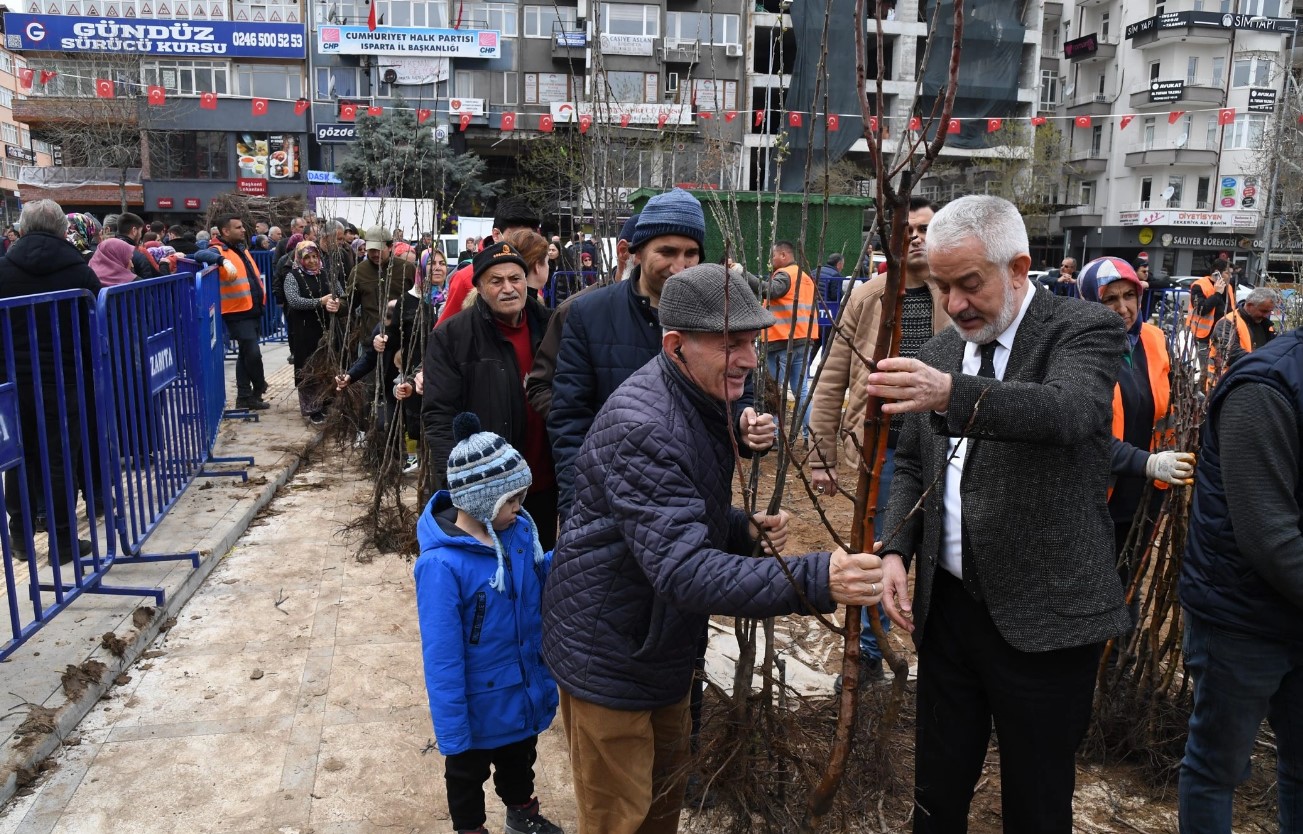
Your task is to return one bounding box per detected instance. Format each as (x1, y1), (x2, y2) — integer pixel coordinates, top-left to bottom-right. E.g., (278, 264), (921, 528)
(542, 353), (836, 710)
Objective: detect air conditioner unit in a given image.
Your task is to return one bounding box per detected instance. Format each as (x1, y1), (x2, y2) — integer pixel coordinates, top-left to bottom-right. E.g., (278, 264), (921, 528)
(1092, 94), (1108, 103)
(382, 68), (398, 84)
(725, 43), (742, 57)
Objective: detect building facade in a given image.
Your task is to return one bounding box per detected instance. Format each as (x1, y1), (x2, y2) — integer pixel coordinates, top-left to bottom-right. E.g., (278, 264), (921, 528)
(0, 48), (54, 226)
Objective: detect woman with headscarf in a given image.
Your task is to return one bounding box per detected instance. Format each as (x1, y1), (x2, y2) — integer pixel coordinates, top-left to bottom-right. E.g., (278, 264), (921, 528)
(282, 240), (343, 423)
(88, 236), (138, 286)
(66, 213), (101, 262)
(1078, 256), (1196, 617)
(421, 248), (450, 317)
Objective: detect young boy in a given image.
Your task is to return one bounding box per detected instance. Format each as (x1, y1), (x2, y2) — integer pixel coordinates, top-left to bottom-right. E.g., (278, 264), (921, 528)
(415, 412), (564, 834)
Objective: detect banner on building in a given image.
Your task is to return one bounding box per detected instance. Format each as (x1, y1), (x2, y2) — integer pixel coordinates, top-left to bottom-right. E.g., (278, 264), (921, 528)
(315, 123), (358, 143)
(599, 33), (654, 56)
(381, 57), (449, 85)
(449, 98), (485, 116)
(317, 25), (500, 58)
(551, 101), (692, 126)
(1248, 88), (1278, 113)
(1118, 208), (1259, 229)
(2, 14), (306, 58)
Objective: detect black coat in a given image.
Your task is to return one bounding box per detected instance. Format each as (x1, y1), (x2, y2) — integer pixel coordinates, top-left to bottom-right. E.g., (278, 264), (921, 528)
(421, 295), (551, 491)
(542, 353), (835, 710)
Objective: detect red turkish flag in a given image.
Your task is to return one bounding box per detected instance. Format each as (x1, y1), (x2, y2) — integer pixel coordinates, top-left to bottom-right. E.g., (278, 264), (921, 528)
(1120, 114), (1134, 130)
(1074, 115), (1092, 129)
(417, 108), (432, 124)
(1030, 116), (1047, 127)
(147, 85), (166, 106)
(251, 98), (269, 116)
(986, 118), (1002, 133)
(578, 114), (592, 133)
(788, 111), (803, 128)
(16, 68), (33, 91)
(754, 110), (765, 128)
(1167, 110), (1185, 125)
(539, 114), (554, 132)
(724, 111), (737, 122)
(908, 116), (922, 131)
(500, 112), (516, 131)
(367, 105), (383, 117)
(294, 98), (310, 116)
(367, 0), (377, 31)
(459, 112), (472, 130)
(39, 69), (57, 85)
(946, 119), (960, 134)
(200, 91), (217, 110)
(867, 116), (878, 132)
(619, 113), (632, 128)
(95, 78), (114, 99)
(656, 112), (669, 129)
(827, 114), (839, 131)
(1218, 107), (1236, 125)
(340, 103), (357, 121)
(698, 111), (713, 120)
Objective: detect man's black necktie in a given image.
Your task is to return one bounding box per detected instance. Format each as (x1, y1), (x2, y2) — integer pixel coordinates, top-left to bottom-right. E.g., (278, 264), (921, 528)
(961, 340), (998, 602)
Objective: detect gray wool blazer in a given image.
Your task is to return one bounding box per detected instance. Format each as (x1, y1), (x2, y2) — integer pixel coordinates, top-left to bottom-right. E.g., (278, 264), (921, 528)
(881, 288), (1133, 653)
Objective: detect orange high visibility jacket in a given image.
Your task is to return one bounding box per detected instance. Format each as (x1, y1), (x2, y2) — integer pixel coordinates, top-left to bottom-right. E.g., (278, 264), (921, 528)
(215, 240), (264, 316)
(1208, 307), (1276, 380)
(1186, 275), (1224, 340)
(764, 263), (819, 344)
(1112, 322), (1173, 492)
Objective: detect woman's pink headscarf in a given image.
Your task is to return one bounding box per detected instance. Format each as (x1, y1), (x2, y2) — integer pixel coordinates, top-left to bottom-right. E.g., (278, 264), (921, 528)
(88, 237), (137, 286)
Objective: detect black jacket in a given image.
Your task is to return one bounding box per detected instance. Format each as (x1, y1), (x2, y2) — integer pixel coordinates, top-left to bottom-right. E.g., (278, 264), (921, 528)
(421, 295), (551, 491)
(117, 234), (158, 279)
(542, 353), (835, 710)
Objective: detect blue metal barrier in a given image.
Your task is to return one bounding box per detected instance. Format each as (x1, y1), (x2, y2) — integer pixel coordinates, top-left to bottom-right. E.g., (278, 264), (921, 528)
(193, 268), (254, 476)
(251, 249), (287, 343)
(545, 271), (592, 307)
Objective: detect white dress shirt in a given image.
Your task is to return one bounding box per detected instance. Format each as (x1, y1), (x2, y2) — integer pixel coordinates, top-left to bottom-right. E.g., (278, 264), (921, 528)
(940, 284), (1036, 580)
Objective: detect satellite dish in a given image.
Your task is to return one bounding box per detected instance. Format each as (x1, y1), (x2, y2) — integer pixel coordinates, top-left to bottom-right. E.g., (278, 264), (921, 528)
(1175, 132), (1189, 148)
(1161, 186), (1176, 201)
(1064, 83), (1075, 97)
(382, 68), (398, 84)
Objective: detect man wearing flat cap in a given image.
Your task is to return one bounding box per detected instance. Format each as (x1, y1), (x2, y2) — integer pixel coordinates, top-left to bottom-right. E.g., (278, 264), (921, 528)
(542, 263), (887, 834)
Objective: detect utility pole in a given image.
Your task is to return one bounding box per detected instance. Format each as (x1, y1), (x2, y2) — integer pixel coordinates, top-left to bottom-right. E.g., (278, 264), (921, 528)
(1258, 17), (1299, 280)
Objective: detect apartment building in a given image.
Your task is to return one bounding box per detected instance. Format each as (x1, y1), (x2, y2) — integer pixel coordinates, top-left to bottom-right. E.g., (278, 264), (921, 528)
(4, 0), (308, 219)
(1055, 0), (1298, 277)
(0, 48), (53, 226)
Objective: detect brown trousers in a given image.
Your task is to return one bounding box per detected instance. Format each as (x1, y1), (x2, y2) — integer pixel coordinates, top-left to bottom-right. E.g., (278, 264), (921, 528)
(560, 690), (691, 834)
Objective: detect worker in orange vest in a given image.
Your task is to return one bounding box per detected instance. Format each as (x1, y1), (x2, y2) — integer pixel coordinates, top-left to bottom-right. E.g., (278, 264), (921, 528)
(1207, 287), (1279, 384)
(1080, 257), (1195, 616)
(210, 213), (270, 410)
(758, 240), (820, 438)
(1187, 257), (1235, 365)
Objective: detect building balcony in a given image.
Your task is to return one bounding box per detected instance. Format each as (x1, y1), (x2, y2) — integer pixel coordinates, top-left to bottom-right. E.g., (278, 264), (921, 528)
(1044, 1), (1064, 19)
(13, 96), (140, 129)
(18, 166), (144, 207)
(551, 28), (588, 62)
(1128, 77), (1226, 110)
(1065, 37), (1118, 64)
(1124, 138), (1219, 167)
(1059, 205), (1103, 227)
(1065, 147), (1109, 173)
(1127, 13), (1234, 48)
(1062, 91), (1115, 117)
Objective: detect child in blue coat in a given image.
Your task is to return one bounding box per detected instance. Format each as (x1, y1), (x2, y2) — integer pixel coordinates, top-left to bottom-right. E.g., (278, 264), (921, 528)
(415, 412), (563, 834)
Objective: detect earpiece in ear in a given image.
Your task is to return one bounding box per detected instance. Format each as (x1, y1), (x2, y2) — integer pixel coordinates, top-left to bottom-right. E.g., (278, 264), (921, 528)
(674, 346), (686, 361)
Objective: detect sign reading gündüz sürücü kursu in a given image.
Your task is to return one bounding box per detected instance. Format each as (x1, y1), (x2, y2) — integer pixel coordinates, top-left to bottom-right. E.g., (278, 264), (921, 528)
(2, 14), (306, 58)
(317, 26), (500, 58)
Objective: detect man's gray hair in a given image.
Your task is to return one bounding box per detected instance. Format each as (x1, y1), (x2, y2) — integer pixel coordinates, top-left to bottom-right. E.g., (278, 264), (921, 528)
(321, 219), (343, 234)
(1246, 287), (1281, 307)
(17, 199), (69, 238)
(927, 195), (1029, 270)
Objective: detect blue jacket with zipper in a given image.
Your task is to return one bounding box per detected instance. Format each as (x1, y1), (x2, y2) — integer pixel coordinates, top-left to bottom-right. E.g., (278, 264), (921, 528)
(414, 492), (558, 756)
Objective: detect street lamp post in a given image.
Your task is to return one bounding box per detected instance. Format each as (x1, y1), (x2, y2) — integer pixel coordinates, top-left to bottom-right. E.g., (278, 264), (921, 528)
(1259, 17), (1299, 281)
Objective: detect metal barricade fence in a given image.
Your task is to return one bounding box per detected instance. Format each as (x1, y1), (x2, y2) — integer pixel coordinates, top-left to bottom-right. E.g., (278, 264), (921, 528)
(251, 249), (287, 343)
(193, 267), (254, 476)
(545, 271), (592, 307)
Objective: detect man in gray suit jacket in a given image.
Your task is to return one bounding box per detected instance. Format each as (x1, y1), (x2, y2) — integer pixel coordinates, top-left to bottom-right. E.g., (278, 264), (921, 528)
(869, 195), (1131, 833)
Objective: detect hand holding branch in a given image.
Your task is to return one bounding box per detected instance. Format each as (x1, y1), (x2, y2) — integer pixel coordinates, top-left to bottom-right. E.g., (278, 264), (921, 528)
(868, 357), (954, 414)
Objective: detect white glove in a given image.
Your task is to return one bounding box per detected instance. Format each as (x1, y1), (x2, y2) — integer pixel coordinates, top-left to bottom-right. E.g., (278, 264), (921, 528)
(1145, 451), (1196, 486)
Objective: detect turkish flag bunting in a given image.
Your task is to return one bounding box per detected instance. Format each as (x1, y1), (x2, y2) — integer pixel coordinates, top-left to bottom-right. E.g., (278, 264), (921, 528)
(699, 111), (713, 120)
(16, 68), (33, 90)
(294, 98), (310, 116)
(946, 119), (960, 134)
(251, 98), (269, 116)
(579, 114), (593, 133)
(95, 78), (114, 99)
(417, 108), (432, 124)
(656, 112), (669, 129)
(147, 85), (166, 106)
(367, 0), (377, 31)
(724, 111), (737, 122)
(1167, 110), (1185, 125)
(986, 118), (1002, 133)
(39, 70), (57, 85)
(1074, 115), (1092, 128)
(200, 91), (217, 110)
(908, 116), (922, 131)
(827, 114), (839, 131)
(1218, 107), (1236, 125)
(340, 103), (357, 121)
(367, 105), (384, 117)
(754, 110), (765, 128)
(1030, 116), (1046, 127)
(1120, 115), (1134, 130)
(459, 112), (472, 130)
(619, 113), (632, 127)
(500, 112), (516, 131)
(867, 116), (878, 132)
(788, 112), (803, 128)
(539, 114), (554, 132)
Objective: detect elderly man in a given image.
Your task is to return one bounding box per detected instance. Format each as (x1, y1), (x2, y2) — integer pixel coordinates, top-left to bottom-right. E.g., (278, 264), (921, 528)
(1208, 286), (1278, 376)
(438, 200), (540, 325)
(1179, 325), (1303, 834)
(276, 216), (308, 262)
(543, 263), (886, 834)
(0, 199), (102, 564)
(870, 195), (1129, 832)
(421, 242), (557, 545)
(349, 225), (413, 338)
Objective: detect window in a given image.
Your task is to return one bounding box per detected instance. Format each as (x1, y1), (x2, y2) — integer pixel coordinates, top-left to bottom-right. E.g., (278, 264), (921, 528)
(665, 12), (740, 45)
(234, 64), (303, 99)
(1196, 176), (1211, 209)
(1, 124), (17, 144)
(315, 67), (365, 100)
(1100, 12), (1110, 41)
(2, 161), (20, 181)
(1212, 56), (1225, 87)
(465, 3), (519, 36)
(597, 70), (657, 103)
(1239, 0), (1281, 16)
(1233, 56), (1272, 88)
(1166, 175), (1183, 206)
(148, 131), (230, 179)
(1097, 72), (1105, 95)
(1090, 125), (1102, 154)
(32, 139), (50, 154)
(1226, 113), (1267, 149)
(524, 72), (576, 103)
(0, 54), (13, 74)
(142, 60), (230, 97)
(601, 3), (660, 37)
(501, 71), (518, 105)
(1143, 116), (1156, 148)
(315, 0), (446, 27)
(26, 58), (138, 97)
(1187, 56), (1198, 84)
(1206, 113), (1218, 148)
(1174, 113), (1192, 146)
(454, 70), (491, 101)
(523, 5), (579, 37)
(1039, 70), (1060, 109)
(1140, 177), (1152, 206)
(0, 88), (12, 109)
(1080, 180), (1095, 206)
(1149, 61), (1161, 81)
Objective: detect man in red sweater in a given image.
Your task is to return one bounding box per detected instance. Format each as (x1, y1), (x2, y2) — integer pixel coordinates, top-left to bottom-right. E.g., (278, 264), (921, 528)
(437, 199), (541, 325)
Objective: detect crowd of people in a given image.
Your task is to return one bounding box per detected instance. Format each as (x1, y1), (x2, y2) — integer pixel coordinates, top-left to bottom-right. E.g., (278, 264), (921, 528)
(1, 188), (1297, 834)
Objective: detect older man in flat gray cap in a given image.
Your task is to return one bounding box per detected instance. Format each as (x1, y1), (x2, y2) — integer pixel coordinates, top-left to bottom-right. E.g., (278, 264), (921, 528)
(542, 263), (886, 834)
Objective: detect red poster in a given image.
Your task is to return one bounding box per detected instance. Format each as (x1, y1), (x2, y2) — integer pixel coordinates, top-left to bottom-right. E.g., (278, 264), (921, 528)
(237, 178), (268, 197)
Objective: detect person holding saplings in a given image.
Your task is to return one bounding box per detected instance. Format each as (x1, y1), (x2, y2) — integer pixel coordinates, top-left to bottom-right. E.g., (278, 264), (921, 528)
(415, 412), (564, 834)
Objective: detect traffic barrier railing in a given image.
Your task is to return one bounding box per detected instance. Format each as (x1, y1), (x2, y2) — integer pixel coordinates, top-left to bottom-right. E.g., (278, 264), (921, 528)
(193, 267), (255, 475)
(545, 271), (595, 307)
(251, 249), (287, 344)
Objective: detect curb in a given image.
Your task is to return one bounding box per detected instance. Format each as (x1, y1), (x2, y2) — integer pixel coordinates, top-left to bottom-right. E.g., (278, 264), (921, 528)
(0, 438), (316, 808)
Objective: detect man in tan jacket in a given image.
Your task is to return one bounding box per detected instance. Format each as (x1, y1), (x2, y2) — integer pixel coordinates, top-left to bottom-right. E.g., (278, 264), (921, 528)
(808, 196), (948, 685)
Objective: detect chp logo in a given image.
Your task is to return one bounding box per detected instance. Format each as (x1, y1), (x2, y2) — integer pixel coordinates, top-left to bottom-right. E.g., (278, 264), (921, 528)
(478, 31), (497, 48)
(24, 20), (46, 42)
(320, 27), (341, 50)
